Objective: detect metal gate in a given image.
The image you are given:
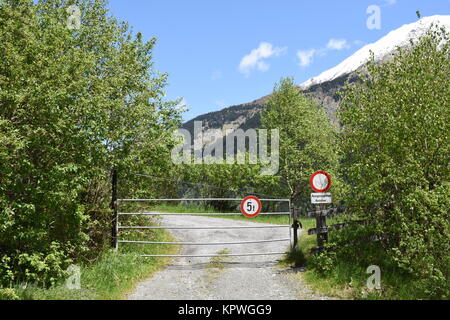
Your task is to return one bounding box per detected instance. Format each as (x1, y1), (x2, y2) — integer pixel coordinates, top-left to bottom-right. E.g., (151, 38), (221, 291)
(114, 198), (292, 258)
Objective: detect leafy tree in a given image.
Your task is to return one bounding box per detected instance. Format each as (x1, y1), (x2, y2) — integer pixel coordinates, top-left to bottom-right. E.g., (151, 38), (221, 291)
(339, 25), (449, 297)
(260, 78), (340, 208)
(177, 156), (279, 211)
(0, 0), (181, 285)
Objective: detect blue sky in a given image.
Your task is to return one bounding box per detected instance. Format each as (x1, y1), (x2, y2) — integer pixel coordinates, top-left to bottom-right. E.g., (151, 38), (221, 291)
(108, 0), (449, 122)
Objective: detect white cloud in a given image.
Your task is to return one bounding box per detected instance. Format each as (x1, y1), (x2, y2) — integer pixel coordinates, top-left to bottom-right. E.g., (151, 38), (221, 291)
(297, 38), (351, 68)
(326, 38), (350, 50)
(239, 42), (287, 76)
(297, 49), (316, 67)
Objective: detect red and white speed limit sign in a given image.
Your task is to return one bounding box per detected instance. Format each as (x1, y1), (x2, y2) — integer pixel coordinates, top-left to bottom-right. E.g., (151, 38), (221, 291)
(310, 171), (332, 193)
(240, 196), (262, 218)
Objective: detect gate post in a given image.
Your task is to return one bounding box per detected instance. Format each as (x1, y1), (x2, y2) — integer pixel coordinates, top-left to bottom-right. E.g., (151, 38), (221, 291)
(111, 168), (118, 249)
(291, 206), (301, 250)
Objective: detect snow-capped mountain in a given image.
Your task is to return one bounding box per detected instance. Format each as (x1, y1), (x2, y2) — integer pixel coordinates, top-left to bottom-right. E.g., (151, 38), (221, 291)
(300, 15), (450, 89)
(183, 15), (450, 134)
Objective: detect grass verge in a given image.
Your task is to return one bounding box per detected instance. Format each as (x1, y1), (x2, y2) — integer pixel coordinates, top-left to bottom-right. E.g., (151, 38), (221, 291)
(279, 217), (438, 300)
(5, 217), (178, 300)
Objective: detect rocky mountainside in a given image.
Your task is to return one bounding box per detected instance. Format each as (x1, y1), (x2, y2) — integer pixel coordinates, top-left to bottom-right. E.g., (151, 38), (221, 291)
(183, 15), (450, 136)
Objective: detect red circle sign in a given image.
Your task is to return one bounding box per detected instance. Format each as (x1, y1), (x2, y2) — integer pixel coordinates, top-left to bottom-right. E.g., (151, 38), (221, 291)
(240, 196), (262, 218)
(310, 171), (332, 193)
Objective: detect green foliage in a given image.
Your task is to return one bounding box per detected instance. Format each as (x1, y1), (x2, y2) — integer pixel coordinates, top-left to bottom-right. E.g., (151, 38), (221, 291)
(2, 242), (71, 287)
(5, 218), (177, 300)
(0, 0), (181, 286)
(308, 251), (337, 276)
(260, 77), (341, 208)
(178, 159), (279, 211)
(285, 219), (437, 299)
(0, 288), (20, 300)
(338, 25), (450, 298)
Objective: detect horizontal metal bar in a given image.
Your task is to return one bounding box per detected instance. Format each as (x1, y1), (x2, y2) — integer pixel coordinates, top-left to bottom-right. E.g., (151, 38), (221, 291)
(140, 252), (289, 258)
(118, 225), (290, 230)
(118, 238), (291, 245)
(117, 212), (290, 216)
(117, 198), (290, 202)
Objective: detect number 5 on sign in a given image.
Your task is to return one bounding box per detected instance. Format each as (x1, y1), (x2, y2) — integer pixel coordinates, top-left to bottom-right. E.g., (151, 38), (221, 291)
(241, 196), (262, 218)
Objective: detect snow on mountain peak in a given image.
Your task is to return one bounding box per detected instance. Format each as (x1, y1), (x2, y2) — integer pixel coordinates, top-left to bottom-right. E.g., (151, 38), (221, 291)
(300, 15), (450, 89)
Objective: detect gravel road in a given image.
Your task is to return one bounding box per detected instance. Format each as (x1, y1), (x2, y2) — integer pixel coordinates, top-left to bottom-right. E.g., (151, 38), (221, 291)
(127, 215), (330, 300)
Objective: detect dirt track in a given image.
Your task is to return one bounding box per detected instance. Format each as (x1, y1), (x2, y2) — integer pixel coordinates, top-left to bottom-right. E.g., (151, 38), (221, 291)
(127, 215), (331, 300)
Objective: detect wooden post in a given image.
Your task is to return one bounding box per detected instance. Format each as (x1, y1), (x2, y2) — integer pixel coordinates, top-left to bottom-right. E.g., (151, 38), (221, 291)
(111, 168), (118, 249)
(315, 205), (322, 250)
(315, 203), (328, 251)
(322, 204), (329, 243)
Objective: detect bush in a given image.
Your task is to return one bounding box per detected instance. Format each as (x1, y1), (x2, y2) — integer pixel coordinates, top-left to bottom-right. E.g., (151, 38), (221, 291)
(308, 251), (337, 276)
(0, 0), (181, 286)
(338, 25), (450, 298)
(0, 242), (71, 288)
(0, 288), (20, 300)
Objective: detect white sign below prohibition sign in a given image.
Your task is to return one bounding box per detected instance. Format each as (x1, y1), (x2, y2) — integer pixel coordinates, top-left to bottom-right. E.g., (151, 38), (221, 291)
(240, 196), (262, 218)
(311, 193), (332, 204)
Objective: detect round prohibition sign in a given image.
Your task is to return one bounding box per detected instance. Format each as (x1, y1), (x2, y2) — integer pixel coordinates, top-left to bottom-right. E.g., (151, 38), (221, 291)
(310, 171), (332, 193)
(240, 196), (262, 218)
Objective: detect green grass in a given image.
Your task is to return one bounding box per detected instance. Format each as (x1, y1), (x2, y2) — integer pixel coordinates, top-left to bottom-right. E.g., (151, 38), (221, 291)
(207, 249), (231, 271)
(298, 248), (433, 300)
(279, 217), (438, 300)
(277, 217), (315, 268)
(278, 217), (373, 299)
(8, 216), (178, 300)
